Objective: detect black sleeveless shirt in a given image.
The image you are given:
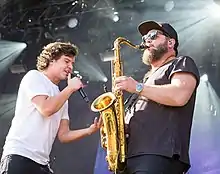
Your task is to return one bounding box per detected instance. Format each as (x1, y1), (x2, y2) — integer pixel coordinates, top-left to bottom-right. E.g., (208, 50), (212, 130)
(126, 56), (200, 169)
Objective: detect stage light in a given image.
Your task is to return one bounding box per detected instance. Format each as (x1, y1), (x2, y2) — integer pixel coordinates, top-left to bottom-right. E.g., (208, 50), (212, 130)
(113, 15), (119, 22)
(68, 18), (78, 28)
(206, 3), (220, 18)
(103, 77), (108, 82)
(72, 1), (78, 6)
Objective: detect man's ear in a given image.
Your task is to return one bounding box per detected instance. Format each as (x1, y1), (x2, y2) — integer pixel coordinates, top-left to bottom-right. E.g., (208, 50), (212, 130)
(50, 59), (55, 65)
(168, 39), (175, 48)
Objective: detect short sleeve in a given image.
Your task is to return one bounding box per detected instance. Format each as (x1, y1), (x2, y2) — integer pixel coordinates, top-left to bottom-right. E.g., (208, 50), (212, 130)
(61, 101), (69, 120)
(21, 70), (50, 100)
(168, 56), (200, 87)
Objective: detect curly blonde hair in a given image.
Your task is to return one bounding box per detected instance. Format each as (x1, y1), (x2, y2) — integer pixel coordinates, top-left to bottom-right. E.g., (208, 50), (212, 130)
(36, 42), (78, 71)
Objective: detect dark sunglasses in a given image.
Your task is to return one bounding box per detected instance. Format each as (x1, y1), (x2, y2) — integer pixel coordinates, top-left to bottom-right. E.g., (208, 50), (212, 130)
(142, 30), (170, 43)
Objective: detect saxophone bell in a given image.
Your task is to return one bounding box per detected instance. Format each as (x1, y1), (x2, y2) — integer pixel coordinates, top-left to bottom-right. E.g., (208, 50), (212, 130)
(91, 92), (116, 112)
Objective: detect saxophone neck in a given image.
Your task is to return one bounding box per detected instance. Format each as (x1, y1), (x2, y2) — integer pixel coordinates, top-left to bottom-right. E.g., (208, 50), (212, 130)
(113, 37), (142, 50)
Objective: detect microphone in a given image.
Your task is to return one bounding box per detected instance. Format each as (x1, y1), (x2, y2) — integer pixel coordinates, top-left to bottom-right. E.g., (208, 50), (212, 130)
(72, 72), (89, 103)
(78, 87), (89, 103)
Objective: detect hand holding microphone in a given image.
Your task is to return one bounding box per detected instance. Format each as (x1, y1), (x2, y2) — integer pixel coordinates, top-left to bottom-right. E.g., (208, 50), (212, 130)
(67, 73), (89, 103)
(67, 73), (83, 91)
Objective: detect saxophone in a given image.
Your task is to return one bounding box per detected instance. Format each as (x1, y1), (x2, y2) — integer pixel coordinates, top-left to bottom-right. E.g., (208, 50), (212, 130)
(91, 37), (143, 173)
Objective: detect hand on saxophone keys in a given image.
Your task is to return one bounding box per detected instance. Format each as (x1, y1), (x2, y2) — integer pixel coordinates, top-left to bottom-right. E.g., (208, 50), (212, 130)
(115, 76), (139, 94)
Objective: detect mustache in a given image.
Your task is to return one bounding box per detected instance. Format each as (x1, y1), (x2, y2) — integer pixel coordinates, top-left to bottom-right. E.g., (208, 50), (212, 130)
(140, 43), (154, 49)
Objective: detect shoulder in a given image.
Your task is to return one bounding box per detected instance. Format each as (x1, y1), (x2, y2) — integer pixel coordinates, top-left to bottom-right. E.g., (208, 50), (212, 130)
(25, 70), (41, 77)
(23, 70), (42, 79)
(21, 70), (44, 84)
(170, 56), (200, 86)
(174, 56), (195, 63)
(173, 56), (196, 65)
(171, 56), (199, 72)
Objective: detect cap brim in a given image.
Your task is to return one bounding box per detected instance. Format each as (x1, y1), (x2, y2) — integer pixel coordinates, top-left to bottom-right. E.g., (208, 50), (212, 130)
(138, 21), (164, 36)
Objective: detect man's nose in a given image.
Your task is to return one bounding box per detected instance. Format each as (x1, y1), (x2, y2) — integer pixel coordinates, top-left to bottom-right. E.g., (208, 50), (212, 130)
(68, 63), (73, 71)
(145, 38), (154, 48)
(145, 38), (152, 44)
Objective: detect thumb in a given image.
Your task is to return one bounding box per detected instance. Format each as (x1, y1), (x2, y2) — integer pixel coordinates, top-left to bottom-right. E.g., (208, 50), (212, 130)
(67, 73), (71, 83)
(93, 117), (98, 125)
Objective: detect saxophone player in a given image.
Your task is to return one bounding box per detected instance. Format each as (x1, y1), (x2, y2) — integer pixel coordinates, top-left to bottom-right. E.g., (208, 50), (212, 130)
(115, 21), (200, 174)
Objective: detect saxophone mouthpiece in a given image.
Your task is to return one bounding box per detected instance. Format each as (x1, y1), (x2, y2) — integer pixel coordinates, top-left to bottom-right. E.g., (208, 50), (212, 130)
(138, 44), (146, 49)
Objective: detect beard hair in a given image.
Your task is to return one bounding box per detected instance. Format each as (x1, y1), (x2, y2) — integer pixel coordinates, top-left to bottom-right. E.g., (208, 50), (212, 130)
(142, 40), (168, 65)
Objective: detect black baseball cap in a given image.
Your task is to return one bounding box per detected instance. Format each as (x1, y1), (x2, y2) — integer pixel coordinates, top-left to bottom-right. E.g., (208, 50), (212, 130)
(138, 20), (179, 56)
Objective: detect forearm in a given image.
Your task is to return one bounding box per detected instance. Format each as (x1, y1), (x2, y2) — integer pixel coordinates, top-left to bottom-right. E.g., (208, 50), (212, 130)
(43, 87), (75, 116)
(59, 128), (92, 143)
(140, 84), (188, 106)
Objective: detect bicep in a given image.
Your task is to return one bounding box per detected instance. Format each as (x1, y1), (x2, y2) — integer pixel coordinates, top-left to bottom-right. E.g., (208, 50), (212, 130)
(31, 95), (49, 113)
(171, 72), (197, 103)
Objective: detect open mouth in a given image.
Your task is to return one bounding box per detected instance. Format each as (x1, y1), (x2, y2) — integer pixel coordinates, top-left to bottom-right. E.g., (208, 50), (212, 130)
(64, 70), (69, 75)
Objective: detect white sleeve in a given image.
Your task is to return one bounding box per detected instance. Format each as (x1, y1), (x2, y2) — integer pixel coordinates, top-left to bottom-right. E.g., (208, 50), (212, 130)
(21, 70), (50, 100)
(61, 101), (70, 120)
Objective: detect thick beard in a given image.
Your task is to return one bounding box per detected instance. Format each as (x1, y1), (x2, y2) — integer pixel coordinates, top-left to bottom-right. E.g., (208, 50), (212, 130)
(142, 41), (168, 65)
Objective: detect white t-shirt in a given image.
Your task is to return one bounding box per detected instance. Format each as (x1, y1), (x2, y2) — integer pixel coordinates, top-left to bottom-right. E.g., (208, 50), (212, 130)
(1, 70), (69, 165)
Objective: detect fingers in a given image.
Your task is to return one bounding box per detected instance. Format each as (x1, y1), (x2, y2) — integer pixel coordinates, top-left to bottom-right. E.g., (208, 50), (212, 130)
(72, 77), (83, 88)
(92, 116), (102, 129)
(115, 81), (127, 91)
(115, 84), (123, 91)
(114, 76), (127, 91)
(115, 76), (127, 84)
(76, 78), (83, 88)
